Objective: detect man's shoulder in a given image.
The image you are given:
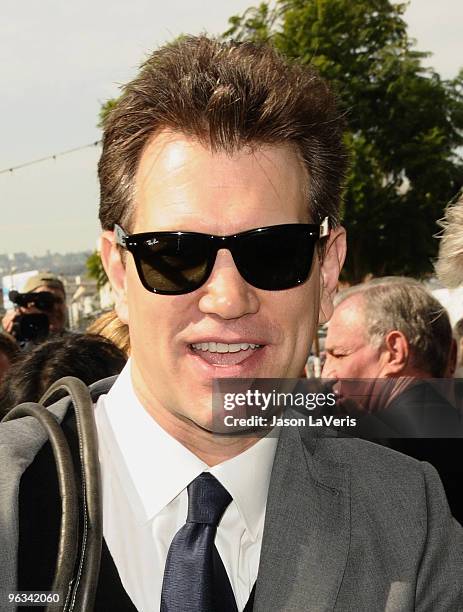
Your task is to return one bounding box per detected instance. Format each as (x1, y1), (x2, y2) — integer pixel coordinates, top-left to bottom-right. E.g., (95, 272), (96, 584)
(0, 375), (117, 463)
(310, 433), (441, 510)
(297, 432), (463, 565)
(0, 396), (70, 455)
(317, 434), (424, 473)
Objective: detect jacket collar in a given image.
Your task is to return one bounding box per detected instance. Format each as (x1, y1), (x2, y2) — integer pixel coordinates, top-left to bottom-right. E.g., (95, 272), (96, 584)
(254, 417), (351, 611)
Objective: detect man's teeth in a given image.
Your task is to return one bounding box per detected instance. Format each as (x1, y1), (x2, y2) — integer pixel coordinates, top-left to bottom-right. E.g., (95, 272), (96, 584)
(191, 342), (261, 353)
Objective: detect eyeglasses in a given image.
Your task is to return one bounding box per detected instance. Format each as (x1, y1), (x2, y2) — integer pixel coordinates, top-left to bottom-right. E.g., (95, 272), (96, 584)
(114, 218), (329, 295)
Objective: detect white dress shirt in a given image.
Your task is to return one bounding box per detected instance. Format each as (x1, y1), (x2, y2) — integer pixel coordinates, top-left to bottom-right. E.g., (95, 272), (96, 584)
(94, 360), (278, 612)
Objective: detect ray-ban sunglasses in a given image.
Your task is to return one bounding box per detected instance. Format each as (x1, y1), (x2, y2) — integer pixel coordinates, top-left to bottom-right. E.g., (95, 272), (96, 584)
(114, 218), (329, 295)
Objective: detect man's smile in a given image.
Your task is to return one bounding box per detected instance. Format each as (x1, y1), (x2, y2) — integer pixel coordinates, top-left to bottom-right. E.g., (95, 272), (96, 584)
(186, 340), (267, 371)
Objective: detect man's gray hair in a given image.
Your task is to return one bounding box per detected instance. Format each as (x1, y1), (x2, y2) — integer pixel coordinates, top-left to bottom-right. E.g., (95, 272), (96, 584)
(435, 190), (463, 288)
(335, 277), (452, 377)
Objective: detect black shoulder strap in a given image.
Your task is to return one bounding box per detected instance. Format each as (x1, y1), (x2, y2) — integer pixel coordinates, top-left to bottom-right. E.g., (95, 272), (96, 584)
(17, 398), (139, 611)
(17, 377), (256, 611)
(18, 427), (63, 596)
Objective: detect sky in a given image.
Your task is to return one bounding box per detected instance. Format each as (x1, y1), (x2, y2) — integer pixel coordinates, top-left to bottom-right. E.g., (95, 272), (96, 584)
(1, 0), (462, 256)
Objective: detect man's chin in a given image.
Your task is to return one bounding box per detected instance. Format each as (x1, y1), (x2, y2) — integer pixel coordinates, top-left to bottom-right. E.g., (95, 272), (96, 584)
(178, 406), (241, 436)
(174, 397), (214, 430)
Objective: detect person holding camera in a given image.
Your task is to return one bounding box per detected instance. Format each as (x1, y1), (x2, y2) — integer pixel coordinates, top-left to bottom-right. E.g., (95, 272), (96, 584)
(1, 272), (67, 343)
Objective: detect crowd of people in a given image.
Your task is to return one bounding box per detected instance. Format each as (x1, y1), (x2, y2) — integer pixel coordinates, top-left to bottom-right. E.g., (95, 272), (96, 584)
(0, 271), (129, 414)
(0, 35), (462, 611)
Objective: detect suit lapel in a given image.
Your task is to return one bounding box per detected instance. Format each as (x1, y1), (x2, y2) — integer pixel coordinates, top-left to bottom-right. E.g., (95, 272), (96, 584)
(254, 423), (351, 612)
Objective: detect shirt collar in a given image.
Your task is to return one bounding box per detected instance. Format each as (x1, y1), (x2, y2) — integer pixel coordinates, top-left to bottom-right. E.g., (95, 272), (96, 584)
(101, 359), (278, 538)
(210, 434), (278, 540)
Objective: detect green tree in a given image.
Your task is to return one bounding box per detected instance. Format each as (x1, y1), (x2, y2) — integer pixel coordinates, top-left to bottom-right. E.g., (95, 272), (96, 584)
(86, 251), (108, 289)
(98, 98), (118, 128)
(225, 0), (463, 282)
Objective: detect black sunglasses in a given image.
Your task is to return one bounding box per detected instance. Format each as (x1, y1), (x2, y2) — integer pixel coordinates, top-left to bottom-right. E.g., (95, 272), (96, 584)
(114, 219), (329, 295)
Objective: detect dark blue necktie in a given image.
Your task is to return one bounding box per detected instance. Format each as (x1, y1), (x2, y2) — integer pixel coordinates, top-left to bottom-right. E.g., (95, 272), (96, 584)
(160, 472), (238, 612)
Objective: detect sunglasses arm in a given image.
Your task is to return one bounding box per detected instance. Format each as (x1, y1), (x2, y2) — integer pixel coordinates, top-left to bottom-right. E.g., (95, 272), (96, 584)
(114, 224), (128, 248)
(319, 217), (329, 238)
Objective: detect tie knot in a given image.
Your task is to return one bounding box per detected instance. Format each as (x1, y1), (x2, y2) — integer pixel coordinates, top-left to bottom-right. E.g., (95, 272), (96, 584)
(187, 473), (232, 525)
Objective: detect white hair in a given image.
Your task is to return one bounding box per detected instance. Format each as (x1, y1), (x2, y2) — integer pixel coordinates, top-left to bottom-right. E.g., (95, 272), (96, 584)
(435, 190), (463, 288)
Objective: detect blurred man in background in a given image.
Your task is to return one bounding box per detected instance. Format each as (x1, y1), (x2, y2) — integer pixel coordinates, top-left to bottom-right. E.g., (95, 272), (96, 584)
(322, 276), (458, 430)
(323, 277), (453, 381)
(1, 272), (67, 343)
(322, 276), (462, 523)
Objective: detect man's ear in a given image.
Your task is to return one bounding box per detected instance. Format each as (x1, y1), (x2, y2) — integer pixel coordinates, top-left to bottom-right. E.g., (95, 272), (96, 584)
(381, 330), (409, 375)
(100, 231), (129, 324)
(318, 227), (347, 325)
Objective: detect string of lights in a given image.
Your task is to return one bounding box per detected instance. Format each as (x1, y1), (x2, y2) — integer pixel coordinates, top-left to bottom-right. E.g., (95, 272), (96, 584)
(0, 140), (102, 175)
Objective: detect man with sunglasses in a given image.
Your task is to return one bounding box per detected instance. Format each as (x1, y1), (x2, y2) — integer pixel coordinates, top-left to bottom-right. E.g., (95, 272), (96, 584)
(1, 36), (462, 611)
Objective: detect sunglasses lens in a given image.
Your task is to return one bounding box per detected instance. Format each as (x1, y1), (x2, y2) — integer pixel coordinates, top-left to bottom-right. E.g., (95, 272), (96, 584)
(233, 227), (316, 290)
(135, 235), (211, 294)
(126, 225), (319, 294)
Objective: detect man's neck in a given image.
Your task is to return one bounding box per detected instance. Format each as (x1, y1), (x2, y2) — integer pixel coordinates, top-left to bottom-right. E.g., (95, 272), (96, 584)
(377, 372), (432, 410)
(131, 369), (262, 466)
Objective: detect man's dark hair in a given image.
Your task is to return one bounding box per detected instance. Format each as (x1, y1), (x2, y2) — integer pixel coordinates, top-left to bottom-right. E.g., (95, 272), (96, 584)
(0, 333), (126, 416)
(0, 333), (20, 364)
(98, 35), (347, 233)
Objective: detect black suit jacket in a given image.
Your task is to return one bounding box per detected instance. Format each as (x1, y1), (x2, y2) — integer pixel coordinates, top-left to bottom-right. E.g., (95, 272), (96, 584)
(384, 380), (463, 524)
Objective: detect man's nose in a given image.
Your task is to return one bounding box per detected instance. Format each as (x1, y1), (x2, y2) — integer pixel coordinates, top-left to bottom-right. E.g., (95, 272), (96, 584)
(198, 249), (259, 319)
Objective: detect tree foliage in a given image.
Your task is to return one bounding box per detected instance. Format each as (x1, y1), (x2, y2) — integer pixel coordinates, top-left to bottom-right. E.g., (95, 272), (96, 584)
(225, 0), (463, 282)
(98, 98), (118, 129)
(86, 251), (108, 289)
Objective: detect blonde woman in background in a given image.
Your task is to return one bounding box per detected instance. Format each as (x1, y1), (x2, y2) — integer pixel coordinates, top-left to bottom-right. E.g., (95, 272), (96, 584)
(87, 310), (130, 357)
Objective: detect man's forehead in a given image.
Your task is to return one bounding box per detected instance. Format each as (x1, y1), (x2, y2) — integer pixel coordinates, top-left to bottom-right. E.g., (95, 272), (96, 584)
(334, 294), (366, 324)
(132, 130), (311, 232)
(326, 295), (368, 343)
(135, 131), (307, 187)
